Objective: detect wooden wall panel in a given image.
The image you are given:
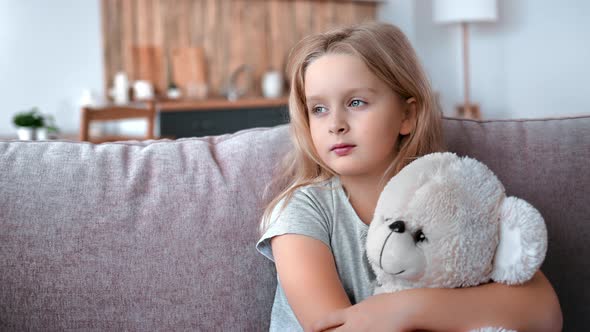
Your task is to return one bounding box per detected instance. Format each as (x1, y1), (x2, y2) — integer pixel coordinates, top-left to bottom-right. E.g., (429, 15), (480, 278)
(294, 1), (313, 44)
(121, 0), (135, 80)
(101, 0), (378, 99)
(246, 2), (267, 96)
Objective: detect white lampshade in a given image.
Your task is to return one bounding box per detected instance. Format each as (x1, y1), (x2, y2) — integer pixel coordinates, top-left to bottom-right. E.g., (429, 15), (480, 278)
(433, 0), (498, 23)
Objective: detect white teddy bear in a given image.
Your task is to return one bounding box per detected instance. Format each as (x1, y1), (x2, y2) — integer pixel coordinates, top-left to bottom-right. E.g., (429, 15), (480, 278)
(366, 152), (547, 332)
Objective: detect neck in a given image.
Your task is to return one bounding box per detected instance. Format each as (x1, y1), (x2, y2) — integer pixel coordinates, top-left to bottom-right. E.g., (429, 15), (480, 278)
(340, 174), (388, 225)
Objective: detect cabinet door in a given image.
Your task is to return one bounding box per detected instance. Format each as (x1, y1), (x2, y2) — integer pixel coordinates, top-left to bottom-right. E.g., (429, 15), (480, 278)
(246, 106), (289, 129)
(160, 106), (289, 138)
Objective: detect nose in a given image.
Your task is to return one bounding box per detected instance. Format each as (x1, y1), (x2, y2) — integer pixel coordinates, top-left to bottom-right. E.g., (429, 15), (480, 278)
(389, 220), (405, 233)
(328, 109), (349, 134)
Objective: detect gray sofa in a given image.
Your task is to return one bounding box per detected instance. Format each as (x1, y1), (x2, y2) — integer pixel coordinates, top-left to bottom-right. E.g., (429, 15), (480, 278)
(1, 115), (588, 331)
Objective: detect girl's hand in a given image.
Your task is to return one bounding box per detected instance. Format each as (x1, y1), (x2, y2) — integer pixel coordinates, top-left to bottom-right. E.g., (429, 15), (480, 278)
(310, 292), (417, 332)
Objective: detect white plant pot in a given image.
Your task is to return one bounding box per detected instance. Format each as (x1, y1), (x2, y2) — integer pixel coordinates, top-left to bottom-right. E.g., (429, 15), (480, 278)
(167, 87), (182, 99)
(36, 127), (48, 140)
(17, 127), (35, 140)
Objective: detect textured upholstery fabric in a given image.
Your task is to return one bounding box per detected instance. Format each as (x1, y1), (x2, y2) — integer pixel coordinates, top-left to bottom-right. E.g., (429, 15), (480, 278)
(0, 128), (287, 330)
(0, 115), (588, 330)
(443, 116), (590, 331)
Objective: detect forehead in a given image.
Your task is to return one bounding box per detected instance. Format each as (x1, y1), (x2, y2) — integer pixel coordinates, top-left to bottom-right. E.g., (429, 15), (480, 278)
(304, 53), (382, 97)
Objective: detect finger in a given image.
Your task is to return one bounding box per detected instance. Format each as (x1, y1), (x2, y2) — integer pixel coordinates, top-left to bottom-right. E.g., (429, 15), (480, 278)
(311, 310), (346, 332)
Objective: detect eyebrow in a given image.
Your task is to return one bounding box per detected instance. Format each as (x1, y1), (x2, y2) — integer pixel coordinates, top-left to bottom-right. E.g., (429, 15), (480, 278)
(306, 87), (378, 104)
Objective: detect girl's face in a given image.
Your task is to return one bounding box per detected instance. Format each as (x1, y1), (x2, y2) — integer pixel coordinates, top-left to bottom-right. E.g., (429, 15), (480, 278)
(304, 53), (414, 179)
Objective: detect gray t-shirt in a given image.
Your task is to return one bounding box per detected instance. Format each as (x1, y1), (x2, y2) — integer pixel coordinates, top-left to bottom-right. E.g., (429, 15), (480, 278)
(256, 177), (375, 331)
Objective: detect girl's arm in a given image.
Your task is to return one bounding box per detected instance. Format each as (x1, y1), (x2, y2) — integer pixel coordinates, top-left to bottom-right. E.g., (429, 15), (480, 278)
(313, 270), (562, 332)
(271, 234), (352, 331)
(272, 234), (418, 331)
(273, 234), (401, 331)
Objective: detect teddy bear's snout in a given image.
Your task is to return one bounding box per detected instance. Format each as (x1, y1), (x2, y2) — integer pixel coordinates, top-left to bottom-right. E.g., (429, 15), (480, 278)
(389, 220), (405, 233)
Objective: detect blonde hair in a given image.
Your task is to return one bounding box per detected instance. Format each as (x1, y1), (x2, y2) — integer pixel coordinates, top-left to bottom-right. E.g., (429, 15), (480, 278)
(260, 22), (443, 233)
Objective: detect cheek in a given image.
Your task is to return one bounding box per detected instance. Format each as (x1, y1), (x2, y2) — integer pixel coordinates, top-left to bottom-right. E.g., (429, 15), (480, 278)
(309, 121), (325, 151)
(362, 120), (399, 151)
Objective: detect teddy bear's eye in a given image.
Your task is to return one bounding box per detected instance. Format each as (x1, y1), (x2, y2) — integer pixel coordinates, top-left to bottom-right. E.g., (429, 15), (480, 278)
(414, 229), (427, 243)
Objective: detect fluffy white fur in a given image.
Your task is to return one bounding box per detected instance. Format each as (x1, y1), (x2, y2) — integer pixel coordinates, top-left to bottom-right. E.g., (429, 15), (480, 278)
(366, 152), (547, 332)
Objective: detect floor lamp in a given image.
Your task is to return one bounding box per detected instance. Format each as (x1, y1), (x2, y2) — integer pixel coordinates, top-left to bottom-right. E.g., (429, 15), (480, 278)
(433, 0), (498, 119)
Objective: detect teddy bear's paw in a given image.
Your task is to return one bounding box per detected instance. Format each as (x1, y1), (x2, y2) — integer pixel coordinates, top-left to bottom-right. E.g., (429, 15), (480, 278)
(469, 328), (517, 332)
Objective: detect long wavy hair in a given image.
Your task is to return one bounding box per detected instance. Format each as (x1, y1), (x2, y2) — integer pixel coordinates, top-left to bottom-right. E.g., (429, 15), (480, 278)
(260, 22), (444, 233)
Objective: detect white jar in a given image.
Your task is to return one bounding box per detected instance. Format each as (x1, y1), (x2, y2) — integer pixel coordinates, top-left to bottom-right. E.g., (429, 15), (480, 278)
(133, 80), (154, 100)
(262, 70), (284, 98)
(112, 72), (129, 105)
(80, 89), (97, 107)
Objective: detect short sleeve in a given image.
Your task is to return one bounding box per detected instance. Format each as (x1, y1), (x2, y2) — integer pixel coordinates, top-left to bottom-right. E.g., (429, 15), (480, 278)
(256, 189), (332, 262)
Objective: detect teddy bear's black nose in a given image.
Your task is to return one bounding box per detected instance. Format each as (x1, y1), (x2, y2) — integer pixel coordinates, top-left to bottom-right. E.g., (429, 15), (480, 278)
(389, 220), (405, 233)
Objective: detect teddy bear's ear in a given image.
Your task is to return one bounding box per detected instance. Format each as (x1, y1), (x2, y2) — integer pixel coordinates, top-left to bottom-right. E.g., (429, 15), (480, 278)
(491, 197), (547, 285)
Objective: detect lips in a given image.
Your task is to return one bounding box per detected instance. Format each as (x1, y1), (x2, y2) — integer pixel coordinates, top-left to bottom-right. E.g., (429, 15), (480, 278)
(330, 143), (356, 156)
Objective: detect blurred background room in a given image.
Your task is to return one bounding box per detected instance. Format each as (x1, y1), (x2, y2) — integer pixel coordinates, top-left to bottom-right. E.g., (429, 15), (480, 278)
(1, 0), (588, 141)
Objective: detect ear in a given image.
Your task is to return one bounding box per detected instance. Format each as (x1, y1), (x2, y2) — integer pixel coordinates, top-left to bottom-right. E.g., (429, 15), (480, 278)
(491, 197), (547, 285)
(399, 97), (417, 136)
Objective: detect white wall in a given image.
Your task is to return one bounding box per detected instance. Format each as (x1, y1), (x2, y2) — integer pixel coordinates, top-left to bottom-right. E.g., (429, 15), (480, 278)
(378, 0), (416, 43)
(381, 0), (590, 119)
(0, 0), (103, 136)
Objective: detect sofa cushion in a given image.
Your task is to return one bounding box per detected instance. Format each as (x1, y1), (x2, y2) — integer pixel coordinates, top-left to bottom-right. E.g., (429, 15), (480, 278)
(0, 115), (589, 330)
(0, 127), (289, 330)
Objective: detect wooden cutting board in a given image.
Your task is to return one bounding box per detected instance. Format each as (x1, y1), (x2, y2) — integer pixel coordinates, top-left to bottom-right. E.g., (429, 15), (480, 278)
(131, 45), (165, 95)
(171, 47), (208, 98)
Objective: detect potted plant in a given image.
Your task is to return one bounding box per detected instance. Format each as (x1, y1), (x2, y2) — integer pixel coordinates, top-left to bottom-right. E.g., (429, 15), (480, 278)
(12, 107), (57, 140)
(37, 114), (59, 140)
(167, 81), (181, 99)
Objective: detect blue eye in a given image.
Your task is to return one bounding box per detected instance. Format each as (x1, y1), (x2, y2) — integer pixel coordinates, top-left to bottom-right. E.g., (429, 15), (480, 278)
(349, 99), (366, 108)
(311, 106), (328, 114)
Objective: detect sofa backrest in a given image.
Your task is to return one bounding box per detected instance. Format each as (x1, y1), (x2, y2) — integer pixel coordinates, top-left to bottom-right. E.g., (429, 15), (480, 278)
(1, 115), (588, 330)
(442, 116), (590, 330)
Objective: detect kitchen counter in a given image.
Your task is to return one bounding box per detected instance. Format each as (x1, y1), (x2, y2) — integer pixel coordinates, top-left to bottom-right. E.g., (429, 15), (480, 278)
(156, 96), (288, 112)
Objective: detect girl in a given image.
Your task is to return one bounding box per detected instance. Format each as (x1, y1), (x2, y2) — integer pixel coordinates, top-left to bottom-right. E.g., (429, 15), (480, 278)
(256, 22), (561, 332)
